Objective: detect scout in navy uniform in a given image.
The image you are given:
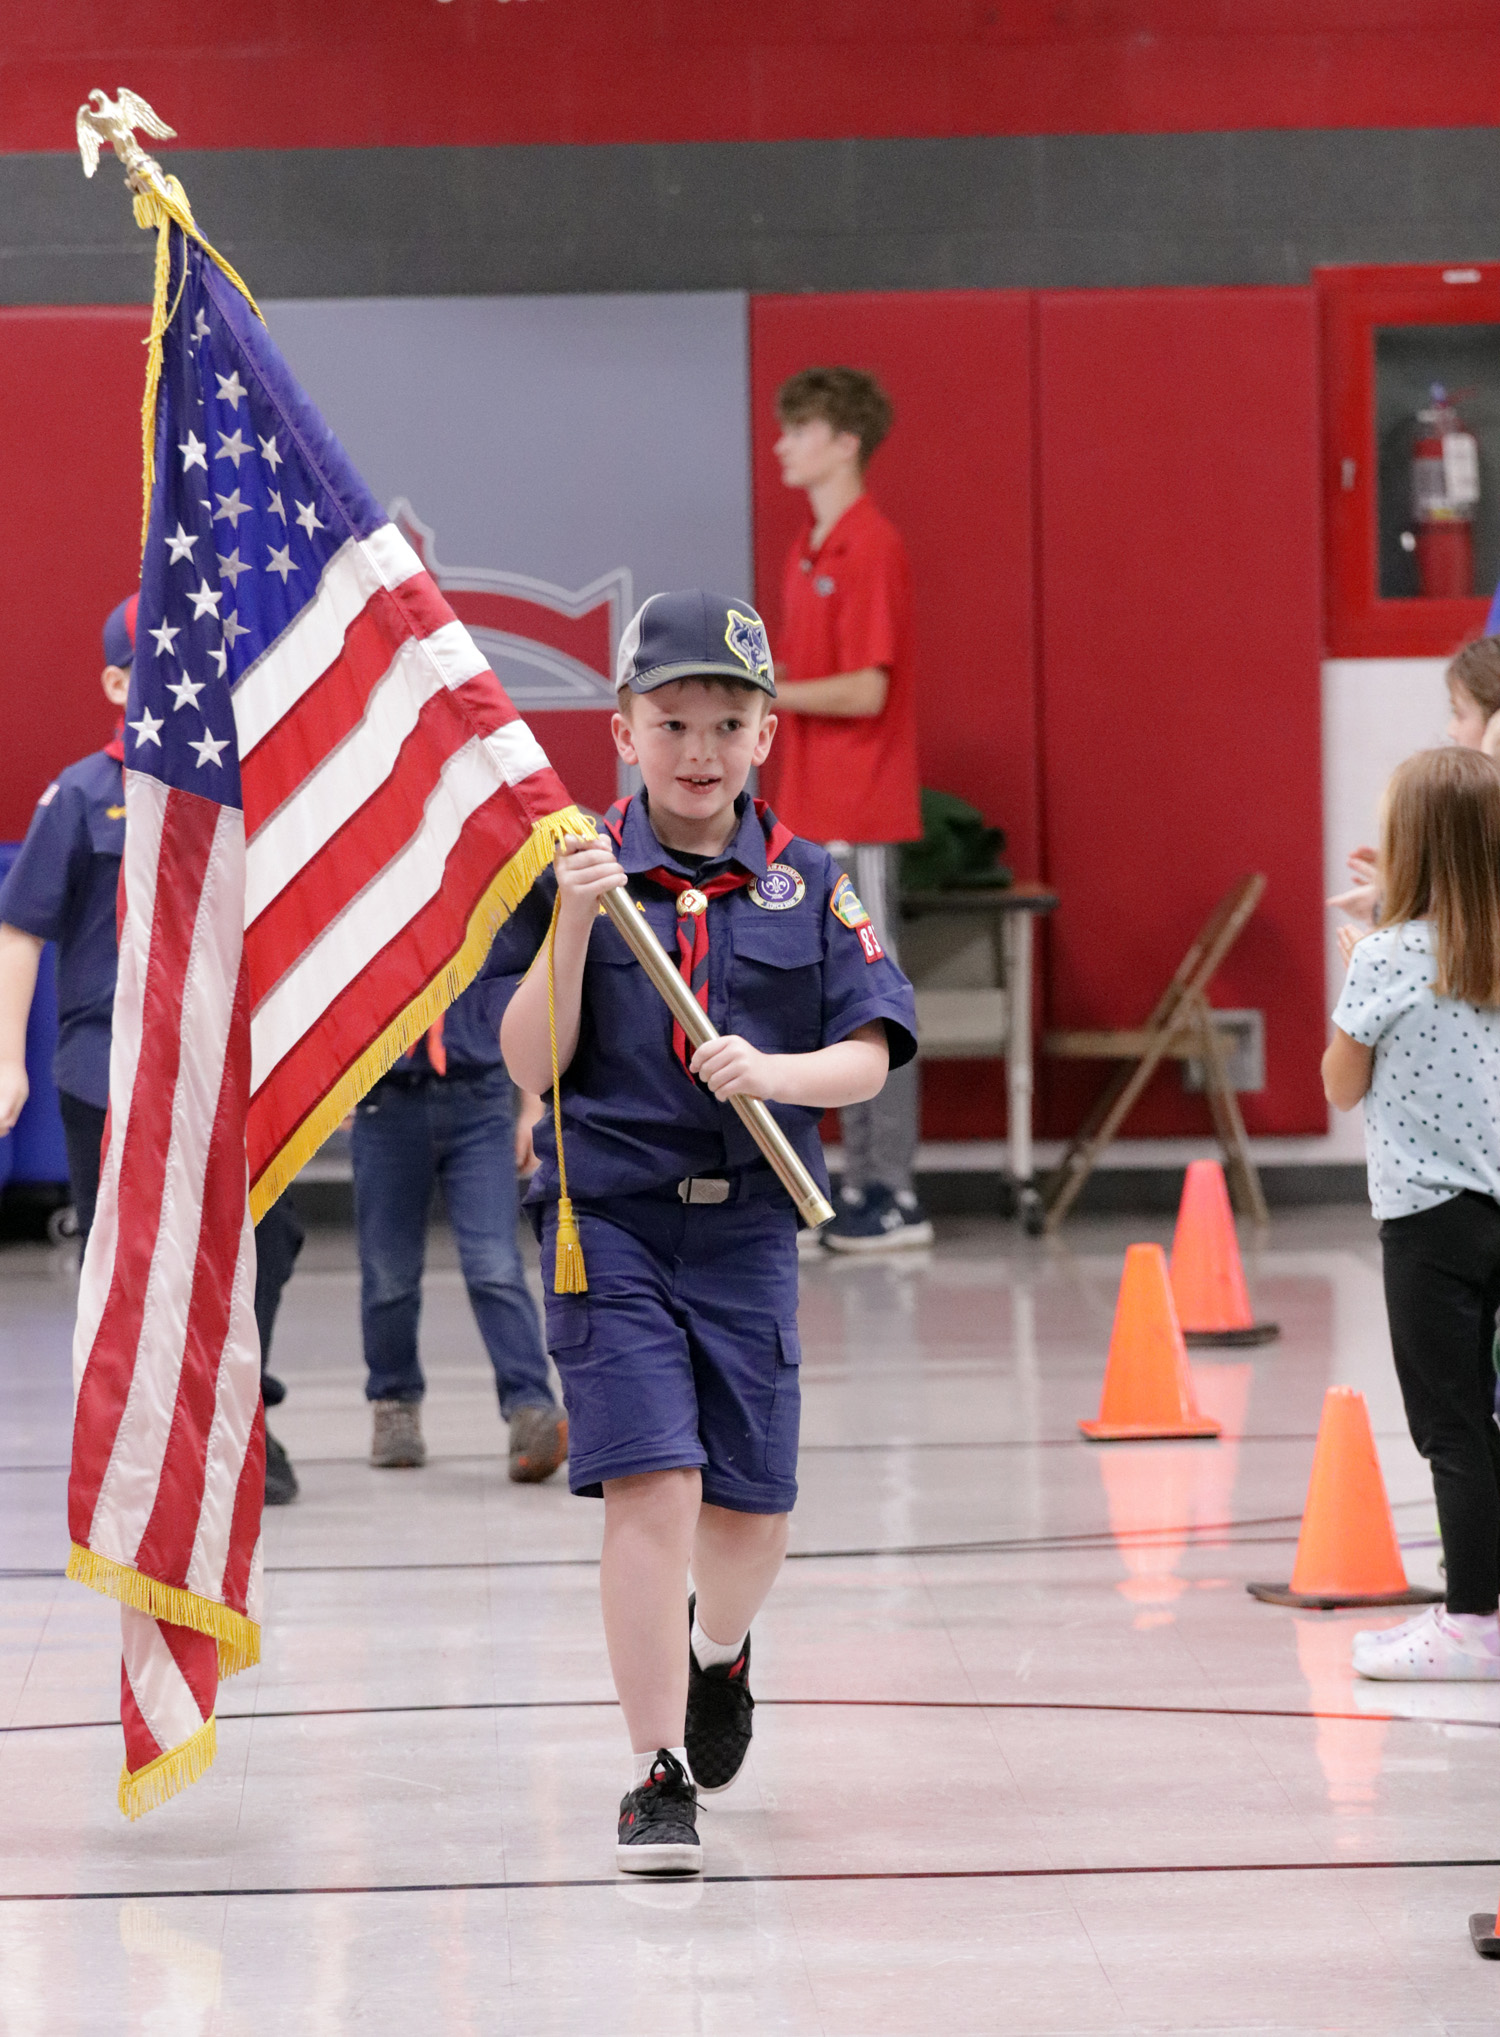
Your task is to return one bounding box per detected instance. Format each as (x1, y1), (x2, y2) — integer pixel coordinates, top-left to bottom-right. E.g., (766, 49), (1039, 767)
(488, 589), (917, 1874)
(0, 595), (303, 1503)
(0, 595), (136, 1239)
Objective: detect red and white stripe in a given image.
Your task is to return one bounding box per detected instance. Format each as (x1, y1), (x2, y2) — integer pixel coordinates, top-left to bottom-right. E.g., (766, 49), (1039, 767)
(234, 521), (569, 1195)
(120, 1607), (218, 1803)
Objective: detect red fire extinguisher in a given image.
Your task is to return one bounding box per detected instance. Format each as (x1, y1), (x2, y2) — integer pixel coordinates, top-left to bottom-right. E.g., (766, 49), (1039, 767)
(1411, 384), (1479, 598)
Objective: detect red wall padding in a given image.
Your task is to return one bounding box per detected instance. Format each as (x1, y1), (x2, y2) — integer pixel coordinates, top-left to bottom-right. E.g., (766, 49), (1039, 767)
(750, 292), (1039, 876)
(1036, 286), (1327, 1137)
(0, 308), (150, 839)
(12, 4), (1500, 150)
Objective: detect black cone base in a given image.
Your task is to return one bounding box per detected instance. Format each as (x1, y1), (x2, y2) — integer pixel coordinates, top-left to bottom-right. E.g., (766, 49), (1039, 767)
(1246, 1581), (1443, 1610)
(1184, 1322), (1280, 1347)
(1470, 1913), (1500, 1958)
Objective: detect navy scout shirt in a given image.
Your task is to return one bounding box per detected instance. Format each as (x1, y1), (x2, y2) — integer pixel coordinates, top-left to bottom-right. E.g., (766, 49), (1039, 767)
(481, 794), (918, 1204)
(0, 747), (125, 1109)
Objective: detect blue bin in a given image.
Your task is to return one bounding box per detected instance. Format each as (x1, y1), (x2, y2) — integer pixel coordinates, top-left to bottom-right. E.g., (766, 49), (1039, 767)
(0, 841), (69, 1189)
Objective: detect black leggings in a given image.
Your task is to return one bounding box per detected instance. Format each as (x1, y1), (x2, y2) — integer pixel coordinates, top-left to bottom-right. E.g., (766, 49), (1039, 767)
(1381, 1190), (1500, 1614)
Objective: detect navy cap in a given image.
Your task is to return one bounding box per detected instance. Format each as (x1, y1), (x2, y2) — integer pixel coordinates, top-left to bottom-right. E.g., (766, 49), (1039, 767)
(102, 593), (139, 670)
(615, 590), (776, 697)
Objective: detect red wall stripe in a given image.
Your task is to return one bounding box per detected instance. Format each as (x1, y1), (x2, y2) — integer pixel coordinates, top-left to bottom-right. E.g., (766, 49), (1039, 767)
(11, 5), (1500, 152)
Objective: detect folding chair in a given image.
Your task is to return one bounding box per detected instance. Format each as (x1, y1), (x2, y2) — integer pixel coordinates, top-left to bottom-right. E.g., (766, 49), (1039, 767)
(1040, 873), (1269, 1233)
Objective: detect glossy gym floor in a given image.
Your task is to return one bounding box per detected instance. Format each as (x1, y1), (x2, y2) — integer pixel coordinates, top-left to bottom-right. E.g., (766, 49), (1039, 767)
(3, 1204), (1498, 2035)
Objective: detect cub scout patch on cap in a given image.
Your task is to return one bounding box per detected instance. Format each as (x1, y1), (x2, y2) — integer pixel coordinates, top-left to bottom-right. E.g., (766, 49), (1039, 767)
(724, 607), (773, 685)
(749, 862), (806, 911)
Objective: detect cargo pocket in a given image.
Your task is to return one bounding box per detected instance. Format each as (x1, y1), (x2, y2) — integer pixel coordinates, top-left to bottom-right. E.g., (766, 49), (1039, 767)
(544, 1293), (589, 1358)
(765, 1318), (802, 1480)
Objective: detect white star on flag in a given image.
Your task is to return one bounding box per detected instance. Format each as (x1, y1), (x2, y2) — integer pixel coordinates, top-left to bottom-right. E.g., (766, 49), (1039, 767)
(221, 612), (249, 648)
(215, 370), (247, 407)
(294, 499), (326, 536)
(208, 644), (229, 678)
(216, 429), (251, 467)
(191, 307), (211, 340)
(148, 620), (180, 657)
(259, 434), (283, 471)
(189, 727), (230, 769)
(128, 707), (164, 748)
(165, 522), (198, 565)
(188, 578), (223, 620)
(178, 432), (207, 473)
(213, 489), (249, 527)
(267, 489), (287, 522)
(217, 549), (249, 587)
(166, 673), (206, 712)
(265, 542), (298, 583)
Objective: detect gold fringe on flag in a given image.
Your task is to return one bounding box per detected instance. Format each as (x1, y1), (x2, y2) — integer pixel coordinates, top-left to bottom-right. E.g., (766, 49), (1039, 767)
(131, 172), (261, 550)
(249, 803), (596, 1222)
(118, 1714), (218, 1822)
(66, 1545), (260, 1679)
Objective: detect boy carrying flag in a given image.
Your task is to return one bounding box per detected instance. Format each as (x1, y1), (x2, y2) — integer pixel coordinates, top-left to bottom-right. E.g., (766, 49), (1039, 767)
(489, 589), (918, 1872)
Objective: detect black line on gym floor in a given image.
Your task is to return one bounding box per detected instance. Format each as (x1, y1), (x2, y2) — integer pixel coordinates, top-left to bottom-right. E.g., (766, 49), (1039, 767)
(5, 1855), (1499, 1904)
(5, 1695), (1492, 1736)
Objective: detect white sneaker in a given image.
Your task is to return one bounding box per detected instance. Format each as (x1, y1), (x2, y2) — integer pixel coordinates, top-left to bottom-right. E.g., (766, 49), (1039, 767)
(1351, 1605), (1500, 1681)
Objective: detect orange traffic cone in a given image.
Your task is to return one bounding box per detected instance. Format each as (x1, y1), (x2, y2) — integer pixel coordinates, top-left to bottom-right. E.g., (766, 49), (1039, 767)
(1080, 1244), (1222, 1441)
(1248, 1386), (1442, 1609)
(1170, 1160), (1278, 1346)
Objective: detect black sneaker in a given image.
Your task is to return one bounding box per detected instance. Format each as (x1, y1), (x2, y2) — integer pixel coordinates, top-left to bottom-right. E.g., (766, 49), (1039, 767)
(616, 1749), (701, 1874)
(264, 1427), (299, 1506)
(684, 1593), (754, 1793)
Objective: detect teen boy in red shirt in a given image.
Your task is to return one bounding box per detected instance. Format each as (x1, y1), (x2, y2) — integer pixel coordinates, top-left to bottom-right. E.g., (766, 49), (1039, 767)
(766, 366), (931, 1251)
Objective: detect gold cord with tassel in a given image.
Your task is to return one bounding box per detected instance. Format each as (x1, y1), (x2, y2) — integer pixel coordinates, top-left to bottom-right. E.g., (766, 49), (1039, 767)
(547, 886), (587, 1293)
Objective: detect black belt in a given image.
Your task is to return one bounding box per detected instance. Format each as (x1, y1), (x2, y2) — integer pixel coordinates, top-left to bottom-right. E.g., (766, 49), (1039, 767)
(673, 1166), (786, 1207)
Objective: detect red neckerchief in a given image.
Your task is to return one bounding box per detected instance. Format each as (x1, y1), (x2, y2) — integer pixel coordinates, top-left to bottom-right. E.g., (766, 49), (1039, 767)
(603, 798), (794, 1076)
(104, 719), (126, 763)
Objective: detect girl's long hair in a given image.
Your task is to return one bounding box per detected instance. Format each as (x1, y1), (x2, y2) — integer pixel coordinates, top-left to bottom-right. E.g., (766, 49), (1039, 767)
(1382, 747), (1500, 1007)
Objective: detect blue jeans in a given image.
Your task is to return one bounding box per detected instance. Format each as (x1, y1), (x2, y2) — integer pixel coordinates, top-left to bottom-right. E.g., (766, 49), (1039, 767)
(351, 1066), (554, 1415)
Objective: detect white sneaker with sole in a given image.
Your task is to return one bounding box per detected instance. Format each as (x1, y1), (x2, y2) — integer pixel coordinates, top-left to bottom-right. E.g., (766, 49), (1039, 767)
(1352, 1605), (1500, 1681)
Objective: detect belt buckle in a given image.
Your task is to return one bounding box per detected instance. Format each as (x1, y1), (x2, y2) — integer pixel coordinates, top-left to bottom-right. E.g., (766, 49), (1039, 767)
(677, 1176), (731, 1205)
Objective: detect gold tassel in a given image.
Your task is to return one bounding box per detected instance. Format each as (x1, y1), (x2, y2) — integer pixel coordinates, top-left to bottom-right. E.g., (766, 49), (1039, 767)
(547, 886), (586, 1293)
(118, 1714), (218, 1821)
(129, 171), (262, 552)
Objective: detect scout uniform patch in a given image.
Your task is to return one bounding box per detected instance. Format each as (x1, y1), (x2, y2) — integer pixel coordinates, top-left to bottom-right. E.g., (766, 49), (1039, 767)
(831, 873), (885, 961)
(748, 862), (806, 911)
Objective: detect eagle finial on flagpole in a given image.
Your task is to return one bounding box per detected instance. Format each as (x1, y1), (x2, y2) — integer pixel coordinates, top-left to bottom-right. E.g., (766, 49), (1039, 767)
(76, 88), (176, 197)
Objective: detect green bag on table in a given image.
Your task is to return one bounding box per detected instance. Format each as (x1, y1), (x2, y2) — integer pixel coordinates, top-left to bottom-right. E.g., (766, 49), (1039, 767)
(899, 787), (1011, 892)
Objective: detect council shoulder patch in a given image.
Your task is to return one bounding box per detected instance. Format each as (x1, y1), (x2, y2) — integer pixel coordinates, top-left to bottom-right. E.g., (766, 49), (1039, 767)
(830, 874), (871, 930)
(748, 862), (806, 911)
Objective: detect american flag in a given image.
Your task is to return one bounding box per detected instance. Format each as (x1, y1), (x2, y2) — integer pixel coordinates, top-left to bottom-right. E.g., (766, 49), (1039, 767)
(67, 221), (582, 1816)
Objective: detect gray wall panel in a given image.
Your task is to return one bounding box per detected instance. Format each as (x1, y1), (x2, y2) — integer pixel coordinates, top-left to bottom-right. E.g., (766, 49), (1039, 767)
(4, 130), (1499, 304)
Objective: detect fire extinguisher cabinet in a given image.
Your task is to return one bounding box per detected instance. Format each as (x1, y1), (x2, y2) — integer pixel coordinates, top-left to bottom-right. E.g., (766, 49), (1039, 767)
(1319, 263), (1500, 658)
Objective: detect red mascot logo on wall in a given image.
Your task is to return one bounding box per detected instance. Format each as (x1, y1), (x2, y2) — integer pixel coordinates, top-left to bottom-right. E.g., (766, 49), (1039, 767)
(391, 498), (630, 712)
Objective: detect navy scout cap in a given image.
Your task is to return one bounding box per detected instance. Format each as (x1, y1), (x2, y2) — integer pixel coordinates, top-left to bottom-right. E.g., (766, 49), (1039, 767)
(102, 592), (139, 670)
(615, 589), (776, 697)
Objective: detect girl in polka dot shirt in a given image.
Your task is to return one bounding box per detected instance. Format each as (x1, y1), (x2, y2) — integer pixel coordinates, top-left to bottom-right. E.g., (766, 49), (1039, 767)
(1325, 746), (1500, 1682)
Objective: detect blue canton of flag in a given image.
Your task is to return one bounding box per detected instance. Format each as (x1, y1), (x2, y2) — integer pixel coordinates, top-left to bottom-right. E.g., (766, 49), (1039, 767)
(128, 237), (387, 807)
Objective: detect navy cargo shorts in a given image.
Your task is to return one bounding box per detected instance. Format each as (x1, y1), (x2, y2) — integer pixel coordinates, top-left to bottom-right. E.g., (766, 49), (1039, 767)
(537, 1185), (801, 1513)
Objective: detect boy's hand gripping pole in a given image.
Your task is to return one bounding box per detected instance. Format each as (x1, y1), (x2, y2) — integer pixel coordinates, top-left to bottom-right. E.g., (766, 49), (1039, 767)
(596, 886), (836, 1231)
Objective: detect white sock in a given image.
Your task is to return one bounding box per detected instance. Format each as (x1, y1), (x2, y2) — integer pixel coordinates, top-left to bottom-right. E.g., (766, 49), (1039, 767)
(1444, 1609), (1500, 1650)
(691, 1616), (747, 1671)
(632, 1745), (687, 1789)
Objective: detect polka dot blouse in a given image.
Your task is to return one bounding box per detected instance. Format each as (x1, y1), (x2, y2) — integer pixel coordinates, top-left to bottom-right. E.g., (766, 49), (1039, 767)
(1333, 919), (1500, 1220)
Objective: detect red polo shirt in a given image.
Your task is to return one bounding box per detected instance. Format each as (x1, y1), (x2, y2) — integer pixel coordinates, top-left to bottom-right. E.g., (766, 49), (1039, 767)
(763, 493), (921, 845)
